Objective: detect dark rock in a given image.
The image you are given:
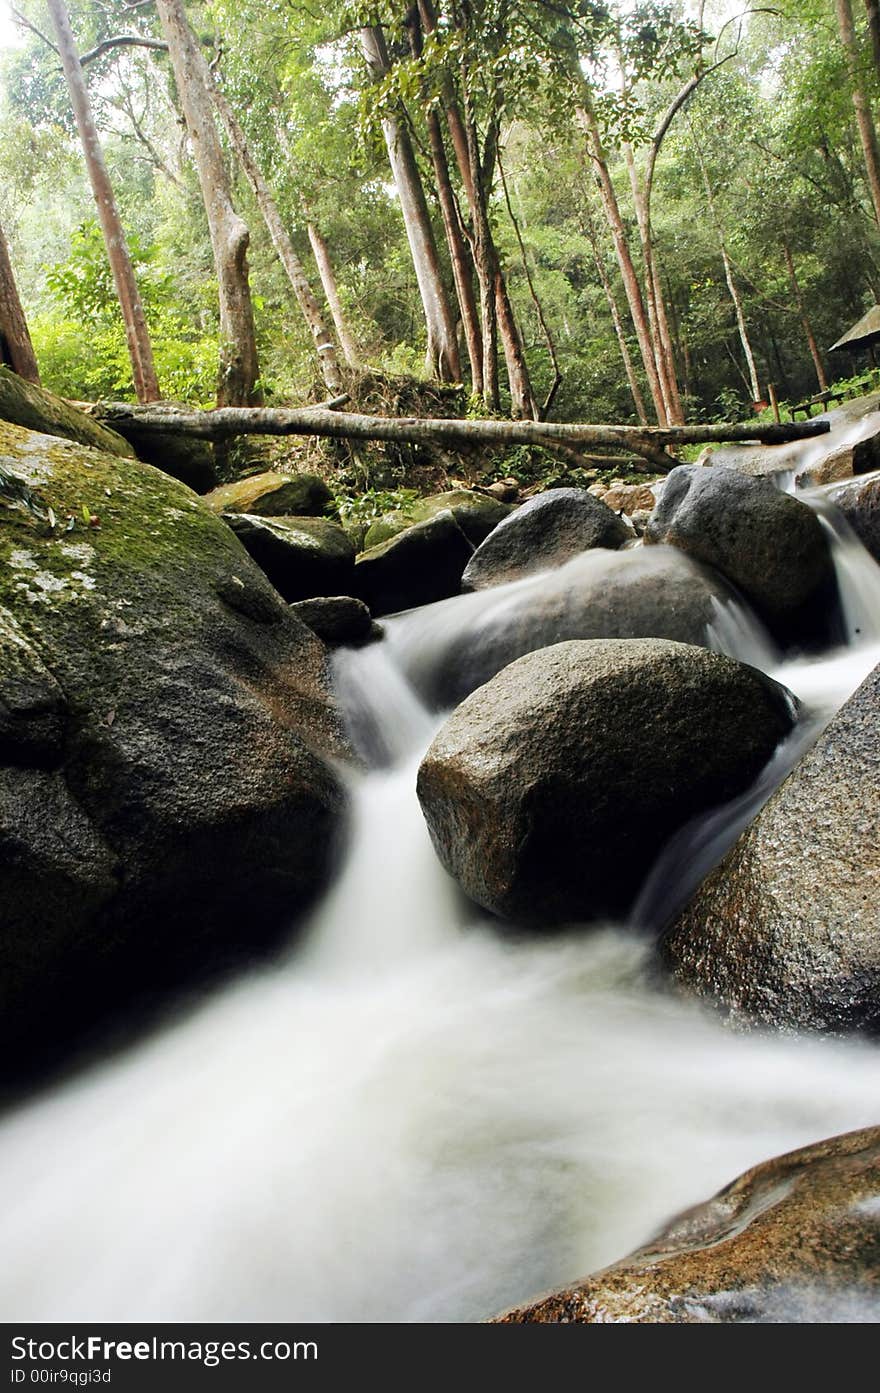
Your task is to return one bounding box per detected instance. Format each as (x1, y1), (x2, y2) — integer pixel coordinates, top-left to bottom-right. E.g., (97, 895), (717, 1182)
(461, 487), (628, 591)
(101, 406), (217, 493)
(0, 420), (348, 1084)
(645, 465), (835, 641)
(417, 638), (795, 926)
(0, 365), (134, 458)
(661, 661), (880, 1034)
(205, 470), (332, 518)
(224, 513), (355, 602)
(397, 545), (728, 710)
(354, 510), (474, 616)
(497, 1126), (880, 1323)
(828, 470), (880, 563)
(290, 596), (376, 647)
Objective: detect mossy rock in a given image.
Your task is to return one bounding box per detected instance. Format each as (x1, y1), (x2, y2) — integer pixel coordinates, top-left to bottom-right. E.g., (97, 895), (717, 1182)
(354, 510), (474, 616)
(205, 470), (332, 518)
(363, 490), (511, 551)
(223, 513), (356, 602)
(0, 420), (348, 1085)
(0, 366), (135, 459)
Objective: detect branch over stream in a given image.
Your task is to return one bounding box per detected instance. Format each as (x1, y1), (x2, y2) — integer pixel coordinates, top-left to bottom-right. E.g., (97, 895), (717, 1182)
(97, 401), (831, 473)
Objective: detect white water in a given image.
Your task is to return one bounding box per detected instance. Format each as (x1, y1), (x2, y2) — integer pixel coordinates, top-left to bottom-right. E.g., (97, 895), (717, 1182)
(1, 492), (879, 1323)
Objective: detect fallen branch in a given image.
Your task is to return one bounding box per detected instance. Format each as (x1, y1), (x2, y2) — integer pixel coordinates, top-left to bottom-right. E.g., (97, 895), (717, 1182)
(97, 401), (831, 473)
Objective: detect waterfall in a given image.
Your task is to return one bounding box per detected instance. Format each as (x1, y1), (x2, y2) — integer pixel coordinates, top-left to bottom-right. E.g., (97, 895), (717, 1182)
(0, 473), (878, 1324)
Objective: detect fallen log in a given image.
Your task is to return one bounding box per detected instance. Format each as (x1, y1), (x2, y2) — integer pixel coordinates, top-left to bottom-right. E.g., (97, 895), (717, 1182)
(97, 401), (831, 473)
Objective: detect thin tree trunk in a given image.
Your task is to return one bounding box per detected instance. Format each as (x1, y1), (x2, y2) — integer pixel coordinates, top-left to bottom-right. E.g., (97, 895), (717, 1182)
(577, 100), (668, 424)
(46, 0), (159, 403)
(692, 131), (762, 403)
(404, 5), (482, 394)
(782, 241), (828, 391)
(307, 224), (360, 369)
(359, 24), (460, 383)
(154, 0), (261, 406)
(498, 148), (562, 418)
(836, 0), (880, 232)
(865, 0), (880, 76)
(202, 69), (344, 394)
(623, 142), (680, 422)
(0, 221), (40, 383)
(581, 201), (648, 424)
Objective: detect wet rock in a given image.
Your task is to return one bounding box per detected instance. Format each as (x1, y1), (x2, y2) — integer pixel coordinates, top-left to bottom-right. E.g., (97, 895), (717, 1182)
(0, 365), (134, 458)
(645, 465), (835, 642)
(462, 488), (628, 592)
(497, 1126), (880, 1323)
(827, 470), (880, 563)
(363, 490), (512, 551)
(661, 661), (880, 1034)
(0, 420), (348, 1084)
(417, 638), (795, 926)
(205, 470), (332, 518)
(289, 596), (376, 647)
(223, 513), (355, 602)
(354, 510), (474, 616)
(398, 545), (728, 710)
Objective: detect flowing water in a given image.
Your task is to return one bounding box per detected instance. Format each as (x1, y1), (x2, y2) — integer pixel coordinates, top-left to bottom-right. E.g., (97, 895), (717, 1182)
(0, 479), (879, 1322)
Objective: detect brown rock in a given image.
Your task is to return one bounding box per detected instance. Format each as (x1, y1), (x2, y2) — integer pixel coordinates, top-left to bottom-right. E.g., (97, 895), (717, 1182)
(601, 481), (659, 514)
(828, 470), (880, 563)
(497, 1126), (880, 1323)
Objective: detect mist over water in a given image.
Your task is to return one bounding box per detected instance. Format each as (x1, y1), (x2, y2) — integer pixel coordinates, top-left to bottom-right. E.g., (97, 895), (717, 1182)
(0, 484), (878, 1323)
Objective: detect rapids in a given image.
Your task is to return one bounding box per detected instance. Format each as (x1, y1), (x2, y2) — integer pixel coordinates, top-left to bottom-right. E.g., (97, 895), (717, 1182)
(0, 472), (878, 1323)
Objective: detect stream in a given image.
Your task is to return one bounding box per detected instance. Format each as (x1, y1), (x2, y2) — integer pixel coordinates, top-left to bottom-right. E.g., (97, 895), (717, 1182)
(0, 473), (878, 1322)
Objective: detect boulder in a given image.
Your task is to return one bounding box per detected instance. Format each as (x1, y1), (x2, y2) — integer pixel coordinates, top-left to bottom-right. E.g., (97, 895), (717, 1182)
(645, 465), (835, 641)
(204, 470), (332, 518)
(827, 470), (880, 563)
(223, 513), (355, 602)
(0, 365), (134, 458)
(289, 596), (377, 647)
(417, 638), (795, 926)
(461, 487), (628, 591)
(397, 545), (729, 710)
(661, 661), (880, 1034)
(498, 1126), (880, 1323)
(354, 510), (474, 616)
(95, 403), (217, 493)
(363, 489), (511, 551)
(0, 420), (348, 1083)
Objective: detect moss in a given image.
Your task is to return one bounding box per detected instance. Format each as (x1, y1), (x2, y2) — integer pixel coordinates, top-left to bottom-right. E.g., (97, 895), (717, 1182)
(0, 366), (135, 459)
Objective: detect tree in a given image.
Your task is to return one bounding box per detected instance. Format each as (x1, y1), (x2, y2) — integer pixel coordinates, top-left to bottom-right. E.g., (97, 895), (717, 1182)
(154, 0), (261, 406)
(0, 218), (40, 382)
(46, 0), (160, 403)
(835, 0), (880, 232)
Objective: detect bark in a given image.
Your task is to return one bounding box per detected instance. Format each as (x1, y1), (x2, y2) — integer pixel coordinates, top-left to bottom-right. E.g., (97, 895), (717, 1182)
(782, 241), (828, 391)
(577, 98), (668, 424)
(581, 200), (648, 424)
(100, 400), (830, 476)
(498, 150), (561, 418)
(0, 221), (40, 383)
(836, 0), (880, 232)
(154, 0), (261, 406)
(307, 224), (360, 370)
(404, 5), (482, 394)
(865, 0), (880, 77)
(624, 142), (682, 422)
(202, 68), (344, 394)
(360, 24), (461, 383)
(46, 0), (160, 403)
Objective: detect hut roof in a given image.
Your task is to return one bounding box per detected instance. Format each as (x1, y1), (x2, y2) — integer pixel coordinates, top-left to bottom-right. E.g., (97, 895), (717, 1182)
(829, 304), (880, 352)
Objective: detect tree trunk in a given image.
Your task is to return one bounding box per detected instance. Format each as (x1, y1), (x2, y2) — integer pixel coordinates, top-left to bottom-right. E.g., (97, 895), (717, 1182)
(359, 24), (460, 383)
(154, 0), (261, 406)
(623, 143), (682, 423)
(577, 99), (668, 424)
(46, 0), (160, 403)
(865, 0), (880, 77)
(202, 69), (344, 394)
(0, 222), (40, 383)
(836, 0), (880, 232)
(782, 241), (828, 391)
(404, 5), (482, 394)
(307, 224), (360, 370)
(582, 201), (648, 424)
